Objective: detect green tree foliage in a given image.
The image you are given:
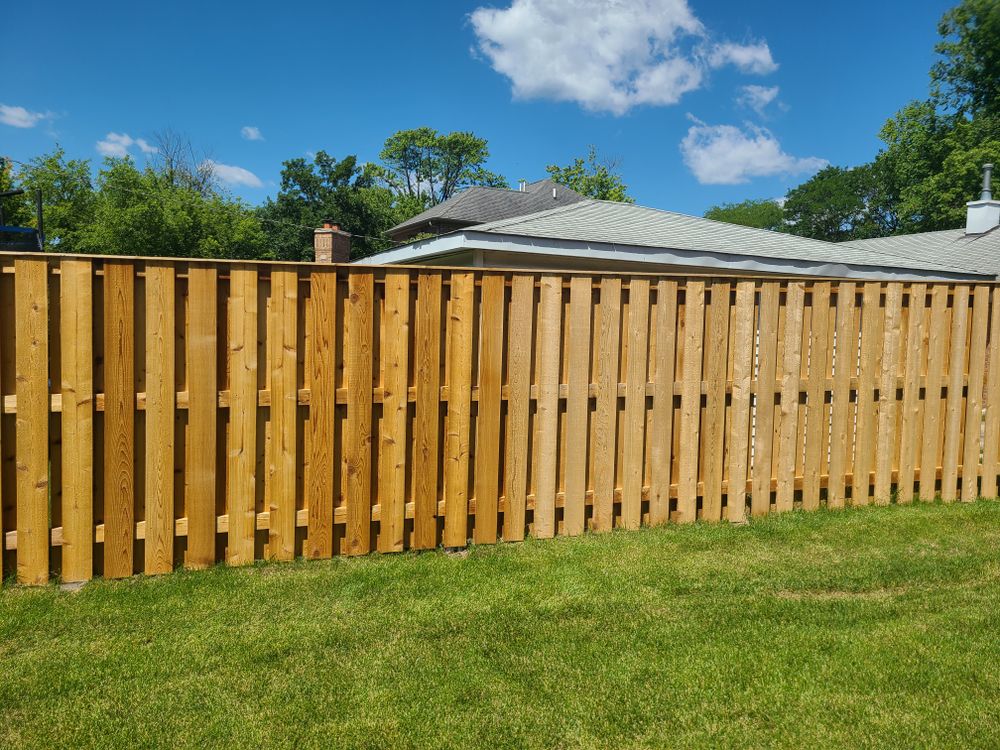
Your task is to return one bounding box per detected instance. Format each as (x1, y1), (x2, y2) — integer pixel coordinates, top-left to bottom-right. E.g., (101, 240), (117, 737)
(703, 198), (784, 231)
(377, 127), (507, 208)
(783, 165), (895, 241)
(258, 151), (403, 260)
(931, 0), (1000, 116)
(545, 146), (634, 202)
(15, 148), (96, 250)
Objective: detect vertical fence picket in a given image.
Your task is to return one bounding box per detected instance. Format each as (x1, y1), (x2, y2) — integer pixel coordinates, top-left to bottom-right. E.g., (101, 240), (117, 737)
(874, 283), (903, 503)
(726, 281), (755, 522)
(852, 283), (881, 506)
(534, 276), (562, 538)
(14, 258), (49, 585)
(701, 281), (730, 521)
(144, 263), (175, 575)
(961, 285), (990, 501)
(802, 282), (830, 510)
(564, 276), (591, 536)
(345, 271), (374, 555)
(60, 260), (94, 583)
(677, 280), (704, 523)
(775, 282), (804, 513)
(941, 286), (970, 501)
(621, 278), (649, 530)
(268, 269), (298, 560)
(186, 266), (217, 568)
(898, 284), (926, 504)
(473, 273), (504, 544)
(228, 266), (258, 565)
(306, 269), (337, 558)
(982, 288), (1000, 498)
(414, 273), (442, 549)
(592, 278), (621, 531)
(752, 282), (780, 517)
(379, 270), (410, 552)
(828, 282), (857, 508)
(649, 279), (677, 526)
(502, 275), (533, 541)
(920, 287), (949, 500)
(443, 272), (473, 548)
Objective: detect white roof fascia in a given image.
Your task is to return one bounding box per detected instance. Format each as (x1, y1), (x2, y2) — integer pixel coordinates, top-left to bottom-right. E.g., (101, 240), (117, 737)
(356, 230), (989, 281)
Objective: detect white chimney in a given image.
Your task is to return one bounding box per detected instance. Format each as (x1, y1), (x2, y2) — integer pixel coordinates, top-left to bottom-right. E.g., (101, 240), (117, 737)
(966, 163), (1000, 234)
(518, 179), (527, 192)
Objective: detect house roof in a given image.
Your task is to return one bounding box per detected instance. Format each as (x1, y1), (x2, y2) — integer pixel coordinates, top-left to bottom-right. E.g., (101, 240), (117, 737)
(387, 179), (586, 239)
(840, 227), (1000, 276)
(363, 200), (988, 280)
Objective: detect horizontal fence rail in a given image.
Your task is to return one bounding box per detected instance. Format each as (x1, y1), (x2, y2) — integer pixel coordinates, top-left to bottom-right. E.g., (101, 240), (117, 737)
(2, 252), (999, 584)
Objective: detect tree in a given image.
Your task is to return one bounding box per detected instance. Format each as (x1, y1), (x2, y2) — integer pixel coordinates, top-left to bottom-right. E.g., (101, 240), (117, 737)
(782, 166), (888, 242)
(545, 146), (634, 202)
(931, 0), (1000, 117)
(75, 158), (267, 258)
(258, 151), (404, 260)
(704, 199), (784, 231)
(16, 148), (96, 251)
(377, 128), (506, 208)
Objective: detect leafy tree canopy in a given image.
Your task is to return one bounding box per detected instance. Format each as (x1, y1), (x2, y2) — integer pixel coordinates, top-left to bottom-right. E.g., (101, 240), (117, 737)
(704, 198), (783, 231)
(545, 146), (634, 203)
(376, 127), (507, 207)
(931, 0), (1000, 116)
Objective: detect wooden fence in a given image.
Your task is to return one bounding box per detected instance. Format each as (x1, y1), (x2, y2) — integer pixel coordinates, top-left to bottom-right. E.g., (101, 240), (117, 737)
(2, 252), (999, 584)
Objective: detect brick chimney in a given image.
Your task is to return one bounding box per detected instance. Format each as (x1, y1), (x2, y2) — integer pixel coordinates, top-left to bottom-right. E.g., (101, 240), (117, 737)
(313, 220), (351, 263)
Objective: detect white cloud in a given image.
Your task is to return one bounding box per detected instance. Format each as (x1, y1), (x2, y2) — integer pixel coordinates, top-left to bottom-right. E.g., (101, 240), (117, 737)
(680, 118), (826, 184)
(470, 0), (777, 115)
(241, 125), (264, 141)
(203, 160), (263, 188)
(736, 84), (780, 115)
(0, 104), (50, 128)
(706, 42), (777, 74)
(96, 132), (156, 158)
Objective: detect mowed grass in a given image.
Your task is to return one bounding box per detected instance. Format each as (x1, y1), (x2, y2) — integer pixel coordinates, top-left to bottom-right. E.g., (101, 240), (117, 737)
(3, 501), (1000, 749)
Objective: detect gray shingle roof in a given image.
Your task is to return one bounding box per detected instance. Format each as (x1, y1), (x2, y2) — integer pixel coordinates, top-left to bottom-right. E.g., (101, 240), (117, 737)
(840, 227), (1000, 276)
(468, 200), (976, 275)
(388, 179), (586, 238)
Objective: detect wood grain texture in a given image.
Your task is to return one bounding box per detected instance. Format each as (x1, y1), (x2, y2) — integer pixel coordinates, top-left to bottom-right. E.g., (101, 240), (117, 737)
(144, 264), (175, 575)
(621, 278), (649, 530)
(533, 276), (562, 538)
(268, 269), (298, 560)
(443, 272), (473, 548)
(776, 282), (804, 513)
(981, 288), (1000, 499)
(379, 270), (409, 552)
(186, 266), (217, 568)
(874, 283), (902, 503)
(59, 260), (94, 582)
(802, 282), (830, 510)
(700, 281), (730, 521)
(919, 286), (949, 501)
(649, 279), (677, 526)
(564, 276), (591, 536)
(897, 284), (926, 504)
(345, 271), (374, 555)
(827, 282), (857, 508)
(473, 274), (503, 544)
(592, 277), (621, 531)
(752, 282), (780, 517)
(961, 285), (989, 501)
(676, 280), (705, 522)
(502, 275), (533, 541)
(851, 282), (881, 506)
(941, 285), (969, 502)
(227, 266), (258, 565)
(305, 270), (336, 558)
(726, 281), (755, 522)
(102, 262), (135, 578)
(413, 273), (442, 549)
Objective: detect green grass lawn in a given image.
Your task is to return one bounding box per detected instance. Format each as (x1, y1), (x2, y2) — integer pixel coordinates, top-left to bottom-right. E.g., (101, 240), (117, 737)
(3, 501), (1000, 749)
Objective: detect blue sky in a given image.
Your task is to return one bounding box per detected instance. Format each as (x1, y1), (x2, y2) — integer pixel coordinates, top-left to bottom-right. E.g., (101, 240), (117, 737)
(2, 0), (954, 216)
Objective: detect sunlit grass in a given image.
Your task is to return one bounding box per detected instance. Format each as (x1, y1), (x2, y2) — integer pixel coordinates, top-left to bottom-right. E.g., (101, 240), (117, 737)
(2, 500), (1000, 749)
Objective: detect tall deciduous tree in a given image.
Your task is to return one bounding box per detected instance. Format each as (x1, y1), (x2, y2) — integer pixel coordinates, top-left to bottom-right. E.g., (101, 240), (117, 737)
(931, 0), (1000, 117)
(377, 128), (507, 207)
(545, 146), (634, 202)
(704, 198), (784, 231)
